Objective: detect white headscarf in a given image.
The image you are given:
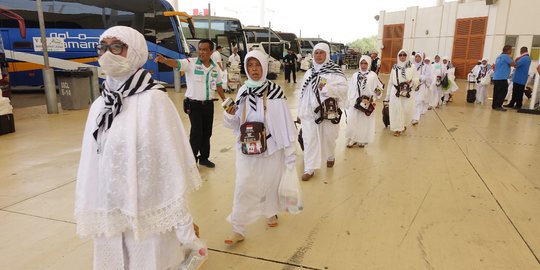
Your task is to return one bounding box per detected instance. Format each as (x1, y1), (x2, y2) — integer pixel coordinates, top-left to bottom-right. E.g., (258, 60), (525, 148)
(99, 26), (148, 89)
(481, 58), (488, 66)
(359, 55), (372, 73)
(244, 50), (268, 87)
(414, 53), (424, 70)
(396, 49), (409, 67)
(313, 43), (330, 71)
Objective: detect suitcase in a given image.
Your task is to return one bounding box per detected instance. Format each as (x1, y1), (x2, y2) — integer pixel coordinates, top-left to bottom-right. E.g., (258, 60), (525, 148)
(382, 105), (390, 128)
(466, 74), (477, 103)
(467, 89), (476, 103)
(0, 113), (15, 135)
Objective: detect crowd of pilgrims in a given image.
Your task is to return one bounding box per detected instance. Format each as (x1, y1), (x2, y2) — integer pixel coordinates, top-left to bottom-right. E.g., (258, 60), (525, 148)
(76, 26), (478, 269)
(221, 44), (468, 243)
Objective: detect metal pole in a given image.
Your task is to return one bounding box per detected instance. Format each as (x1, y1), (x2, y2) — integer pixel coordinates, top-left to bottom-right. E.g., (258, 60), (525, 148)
(88, 66), (100, 101)
(268, 21), (271, 57)
(207, 3), (211, 39)
(37, 0), (58, 113)
(174, 69), (181, 93)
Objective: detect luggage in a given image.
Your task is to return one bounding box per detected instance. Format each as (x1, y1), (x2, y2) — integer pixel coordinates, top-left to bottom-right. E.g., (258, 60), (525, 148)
(467, 89), (476, 103)
(266, 72), (277, 80)
(466, 73), (477, 103)
(382, 103), (390, 128)
(0, 113), (15, 135)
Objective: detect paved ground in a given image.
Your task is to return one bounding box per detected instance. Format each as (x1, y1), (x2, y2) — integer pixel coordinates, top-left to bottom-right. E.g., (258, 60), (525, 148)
(1, 71), (539, 269)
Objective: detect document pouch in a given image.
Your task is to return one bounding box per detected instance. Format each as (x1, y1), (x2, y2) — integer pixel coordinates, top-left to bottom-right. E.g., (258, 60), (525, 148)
(240, 122), (267, 155)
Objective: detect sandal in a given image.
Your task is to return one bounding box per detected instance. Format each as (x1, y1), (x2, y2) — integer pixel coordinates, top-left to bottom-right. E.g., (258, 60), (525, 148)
(302, 172), (314, 181)
(224, 232), (244, 245)
(346, 142), (357, 148)
(267, 215), (278, 227)
(393, 131), (401, 137)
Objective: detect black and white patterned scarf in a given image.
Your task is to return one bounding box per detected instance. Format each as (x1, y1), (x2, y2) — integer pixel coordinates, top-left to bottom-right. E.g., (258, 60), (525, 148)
(93, 69), (165, 152)
(300, 60), (345, 99)
(356, 71), (369, 96)
(393, 61), (411, 85)
(236, 80), (285, 111)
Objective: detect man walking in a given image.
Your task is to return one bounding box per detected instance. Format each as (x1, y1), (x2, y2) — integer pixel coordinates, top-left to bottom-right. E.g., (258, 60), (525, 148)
(156, 39), (226, 168)
(492, 45), (515, 111)
(283, 49), (298, 83)
(370, 51), (381, 74)
(505, 47), (531, 109)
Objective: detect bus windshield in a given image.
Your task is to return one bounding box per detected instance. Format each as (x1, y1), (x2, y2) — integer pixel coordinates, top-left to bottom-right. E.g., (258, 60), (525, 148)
(182, 16), (247, 69)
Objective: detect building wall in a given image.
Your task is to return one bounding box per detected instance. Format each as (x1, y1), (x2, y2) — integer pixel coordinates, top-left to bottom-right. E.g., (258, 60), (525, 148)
(377, 0), (540, 71)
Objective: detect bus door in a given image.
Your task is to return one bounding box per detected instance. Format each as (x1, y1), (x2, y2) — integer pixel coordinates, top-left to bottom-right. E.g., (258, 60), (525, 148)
(215, 33), (246, 72)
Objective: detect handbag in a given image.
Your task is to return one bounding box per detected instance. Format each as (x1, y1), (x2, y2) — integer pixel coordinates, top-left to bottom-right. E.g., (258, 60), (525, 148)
(239, 90), (268, 155)
(183, 98), (190, 114)
(354, 95), (375, 116)
(278, 165), (303, 214)
(394, 69), (411, 98)
(314, 92), (342, 124)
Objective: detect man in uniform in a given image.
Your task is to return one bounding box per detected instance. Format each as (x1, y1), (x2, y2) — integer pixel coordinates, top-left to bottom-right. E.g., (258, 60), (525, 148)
(156, 39), (225, 168)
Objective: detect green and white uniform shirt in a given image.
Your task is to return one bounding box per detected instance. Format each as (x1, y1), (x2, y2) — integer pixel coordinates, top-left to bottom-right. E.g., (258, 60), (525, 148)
(177, 57), (223, 101)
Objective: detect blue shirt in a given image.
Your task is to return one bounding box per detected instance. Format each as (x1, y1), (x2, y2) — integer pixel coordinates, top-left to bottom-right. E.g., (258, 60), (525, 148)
(513, 55), (531, 85)
(493, 53), (513, 80)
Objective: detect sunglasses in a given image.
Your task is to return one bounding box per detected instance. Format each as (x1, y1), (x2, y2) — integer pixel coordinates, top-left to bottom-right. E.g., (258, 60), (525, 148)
(96, 43), (128, 56)
(398, 54), (407, 57)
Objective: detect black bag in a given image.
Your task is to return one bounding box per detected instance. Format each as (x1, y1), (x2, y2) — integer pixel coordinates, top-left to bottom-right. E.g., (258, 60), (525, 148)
(239, 89), (268, 155)
(314, 96), (342, 124)
(240, 122), (267, 155)
(393, 69), (411, 98)
(267, 72), (277, 80)
(354, 96), (375, 116)
(183, 98), (190, 114)
(467, 89), (476, 103)
(441, 74), (449, 88)
(382, 102), (390, 128)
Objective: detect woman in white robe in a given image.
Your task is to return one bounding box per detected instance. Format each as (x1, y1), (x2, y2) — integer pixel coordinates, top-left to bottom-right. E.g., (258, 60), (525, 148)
(223, 50), (297, 245)
(442, 56), (459, 103)
(474, 58), (492, 104)
(345, 55), (382, 147)
(412, 56), (432, 125)
(429, 54), (445, 108)
(297, 43), (348, 181)
(75, 26), (204, 270)
(385, 49), (419, 136)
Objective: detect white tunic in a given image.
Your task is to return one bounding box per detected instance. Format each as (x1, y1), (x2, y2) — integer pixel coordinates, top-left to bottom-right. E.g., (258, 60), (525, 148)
(76, 90), (200, 269)
(223, 85), (297, 234)
(345, 71), (382, 144)
(298, 69), (348, 171)
(386, 65), (419, 132)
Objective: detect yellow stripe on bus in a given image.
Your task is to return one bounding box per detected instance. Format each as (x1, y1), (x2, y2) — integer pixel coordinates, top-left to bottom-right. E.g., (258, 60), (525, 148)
(8, 57), (98, 72)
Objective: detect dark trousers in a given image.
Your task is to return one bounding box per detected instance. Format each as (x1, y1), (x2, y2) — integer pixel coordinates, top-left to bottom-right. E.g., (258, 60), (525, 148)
(492, 80), (508, 109)
(188, 100), (214, 161)
(284, 64), (296, 83)
(508, 82), (525, 108)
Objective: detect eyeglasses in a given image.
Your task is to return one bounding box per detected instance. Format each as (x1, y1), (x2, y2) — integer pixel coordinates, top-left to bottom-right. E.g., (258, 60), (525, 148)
(96, 43), (128, 56)
(398, 54), (407, 57)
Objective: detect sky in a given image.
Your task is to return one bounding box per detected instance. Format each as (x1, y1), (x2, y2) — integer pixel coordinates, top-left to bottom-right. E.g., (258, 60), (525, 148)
(169, 0), (439, 44)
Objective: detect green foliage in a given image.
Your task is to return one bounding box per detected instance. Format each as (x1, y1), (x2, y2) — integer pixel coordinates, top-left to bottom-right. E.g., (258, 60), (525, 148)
(347, 35), (377, 53)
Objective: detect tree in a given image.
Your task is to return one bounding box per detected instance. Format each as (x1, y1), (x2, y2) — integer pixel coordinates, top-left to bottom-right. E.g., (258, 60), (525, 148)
(347, 35), (377, 54)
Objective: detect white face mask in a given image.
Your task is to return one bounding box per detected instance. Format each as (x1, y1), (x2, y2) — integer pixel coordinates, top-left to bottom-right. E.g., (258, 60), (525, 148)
(98, 52), (132, 78)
